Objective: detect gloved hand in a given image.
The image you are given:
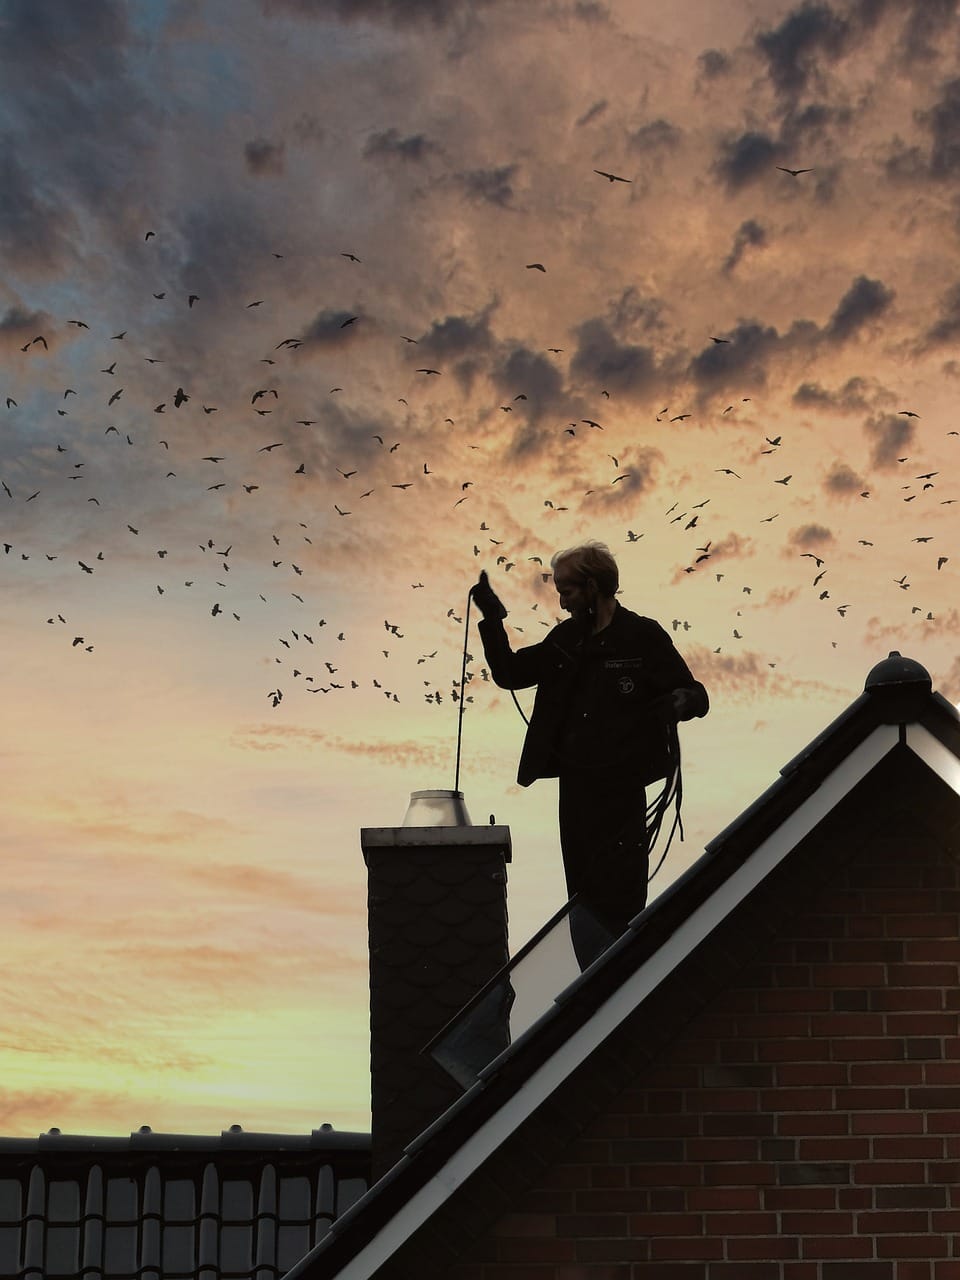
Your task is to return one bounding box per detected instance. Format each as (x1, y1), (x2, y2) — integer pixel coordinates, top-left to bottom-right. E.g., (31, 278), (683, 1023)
(470, 569), (507, 620)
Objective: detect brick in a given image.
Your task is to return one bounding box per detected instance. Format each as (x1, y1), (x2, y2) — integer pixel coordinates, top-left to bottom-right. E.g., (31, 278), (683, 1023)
(889, 1014), (958, 1036)
(888, 963), (958, 986)
(836, 1087), (906, 1109)
(494, 1214), (559, 1238)
(687, 1088), (761, 1113)
(610, 1139), (686, 1162)
(650, 1189), (689, 1213)
(850, 1111), (925, 1135)
(803, 1235), (875, 1258)
(573, 1190), (649, 1214)
(908, 1086), (960, 1108)
(848, 1062), (924, 1085)
(648, 1238), (723, 1261)
(686, 1187), (763, 1212)
(629, 1164), (703, 1188)
(857, 1209), (931, 1233)
(629, 1214), (704, 1237)
(778, 1162), (850, 1186)
(556, 1214), (627, 1238)
(779, 1211), (854, 1234)
(702, 1162), (776, 1186)
(497, 1237), (579, 1264)
(761, 1087), (835, 1110)
(837, 1188), (874, 1210)
(726, 1236), (799, 1260)
(578, 1237), (650, 1262)
(702, 1113), (775, 1137)
(557, 1267), (633, 1280)
(758, 1038), (832, 1063)
(629, 1267), (705, 1280)
(877, 1237), (949, 1259)
(887, 916), (959, 939)
(757, 989), (831, 1013)
(853, 1160), (926, 1184)
(906, 1038), (944, 1060)
(709, 1266), (782, 1280)
(776, 1062), (848, 1086)
(931, 1209), (960, 1231)
(830, 1037), (905, 1061)
(685, 1138), (762, 1163)
(763, 1186), (838, 1210)
(871, 987), (943, 1011)
(702, 1212), (778, 1236)
(813, 963), (887, 987)
(778, 1112), (850, 1136)
(896, 1264), (934, 1280)
(873, 1136), (945, 1159)
(876, 1186), (947, 1209)
(813, 1014), (886, 1037)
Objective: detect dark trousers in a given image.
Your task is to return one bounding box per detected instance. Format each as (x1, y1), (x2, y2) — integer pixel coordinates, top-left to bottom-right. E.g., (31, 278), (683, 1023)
(558, 768), (649, 962)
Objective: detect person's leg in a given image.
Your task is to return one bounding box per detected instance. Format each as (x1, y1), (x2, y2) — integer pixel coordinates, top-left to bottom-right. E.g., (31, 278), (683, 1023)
(559, 769), (649, 964)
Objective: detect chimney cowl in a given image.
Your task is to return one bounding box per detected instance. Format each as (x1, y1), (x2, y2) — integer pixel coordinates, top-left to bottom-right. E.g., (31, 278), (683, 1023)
(402, 788), (472, 827)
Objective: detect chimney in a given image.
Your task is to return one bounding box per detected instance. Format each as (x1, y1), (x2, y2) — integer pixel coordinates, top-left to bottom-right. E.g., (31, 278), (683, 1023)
(361, 790), (511, 1180)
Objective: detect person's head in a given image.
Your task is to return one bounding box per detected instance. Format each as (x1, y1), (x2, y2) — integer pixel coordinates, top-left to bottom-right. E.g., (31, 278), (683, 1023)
(550, 541), (619, 618)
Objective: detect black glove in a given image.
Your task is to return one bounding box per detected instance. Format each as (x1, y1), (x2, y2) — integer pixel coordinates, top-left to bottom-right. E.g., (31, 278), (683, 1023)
(470, 569), (507, 620)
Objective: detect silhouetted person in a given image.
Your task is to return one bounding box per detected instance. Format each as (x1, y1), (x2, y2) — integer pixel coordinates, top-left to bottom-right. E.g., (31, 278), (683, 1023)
(472, 541), (708, 958)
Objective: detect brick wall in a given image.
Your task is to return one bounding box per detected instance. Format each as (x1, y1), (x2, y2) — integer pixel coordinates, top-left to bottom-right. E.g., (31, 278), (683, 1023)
(445, 830), (960, 1280)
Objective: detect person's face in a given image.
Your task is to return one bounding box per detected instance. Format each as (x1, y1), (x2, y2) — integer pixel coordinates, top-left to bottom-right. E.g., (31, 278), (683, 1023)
(553, 564), (593, 618)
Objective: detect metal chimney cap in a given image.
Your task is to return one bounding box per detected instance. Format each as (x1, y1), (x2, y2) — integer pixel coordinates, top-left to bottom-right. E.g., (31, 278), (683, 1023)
(864, 651), (932, 694)
(402, 789), (472, 827)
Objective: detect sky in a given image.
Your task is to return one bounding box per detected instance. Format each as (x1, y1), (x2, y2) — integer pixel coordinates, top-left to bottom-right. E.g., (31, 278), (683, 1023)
(2, 0), (959, 1140)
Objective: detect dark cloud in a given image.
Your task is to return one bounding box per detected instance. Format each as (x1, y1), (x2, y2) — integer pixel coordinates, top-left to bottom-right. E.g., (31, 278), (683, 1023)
(825, 274), (894, 340)
(0, 305), (51, 352)
(569, 318), (659, 398)
(788, 522), (834, 549)
(721, 219), (767, 274)
(457, 165), (517, 207)
(627, 118), (681, 153)
(576, 100), (608, 128)
(714, 130), (780, 190)
(920, 77), (960, 181)
(896, 0), (957, 65)
(609, 286), (664, 334)
(754, 2), (853, 97)
(698, 48), (731, 79)
(585, 446), (662, 509)
(416, 311), (495, 361)
(244, 138), (286, 176)
(792, 375), (873, 412)
(823, 460), (866, 495)
(300, 308), (366, 347)
(262, 0), (490, 26)
(363, 128), (436, 162)
(864, 412), (915, 469)
(493, 346), (565, 417)
(921, 281), (960, 349)
(0, 0), (130, 78)
(0, 140), (76, 275)
(688, 320), (787, 392)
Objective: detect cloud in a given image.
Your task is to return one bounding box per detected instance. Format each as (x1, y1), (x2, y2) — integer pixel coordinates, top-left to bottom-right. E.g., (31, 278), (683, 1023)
(683, 645), (845, 701)
(627, 118), (681, 153)
(754, 1), (854, 98)
(787, 522), (834, 550)
(569, 317), (660, 398)
(576, 100), (608, 127)
(721, 219), (767, 274)
(299, 308), (367, 348)
(825, 274), (894, 340)
(244, 137), (286, 175)
(714, 130), (780, 190)
(823, 460), (867, 496)
(584, 445), (662, 510)
(792, 375), (878, 412)
(457, 164), (518, 207)
(895, 0), (957, 65)
(0, 139), (79, 276)
(263, 0), (489, 25)
(864, 412), (915, 469)
(698, 48), (731, 79)
(0, 304), (52, 352)
(688, 320), (786, 392)
(922, 280), (960, 349)
(931, 649), (960, 702)
(363, 128), (436, 162)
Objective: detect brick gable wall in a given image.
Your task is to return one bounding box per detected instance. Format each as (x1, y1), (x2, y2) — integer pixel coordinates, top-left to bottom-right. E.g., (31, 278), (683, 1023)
(445, 826), (960, 1280)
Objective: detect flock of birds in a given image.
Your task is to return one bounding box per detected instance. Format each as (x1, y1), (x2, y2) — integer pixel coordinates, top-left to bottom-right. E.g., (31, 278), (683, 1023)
(2, 164), (956, 715)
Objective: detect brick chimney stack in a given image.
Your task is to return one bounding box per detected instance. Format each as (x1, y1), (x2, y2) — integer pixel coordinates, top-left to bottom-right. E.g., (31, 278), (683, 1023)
(361, 792), (511, 1181)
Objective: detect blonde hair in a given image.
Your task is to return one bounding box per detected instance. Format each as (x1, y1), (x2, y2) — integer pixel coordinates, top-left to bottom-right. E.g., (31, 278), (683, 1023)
(550, 540), (619, 598)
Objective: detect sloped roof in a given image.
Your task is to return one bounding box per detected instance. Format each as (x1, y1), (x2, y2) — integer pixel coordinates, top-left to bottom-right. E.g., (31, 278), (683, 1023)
(285, 652), (960, 1280)
(0, 1124), (370, 1280)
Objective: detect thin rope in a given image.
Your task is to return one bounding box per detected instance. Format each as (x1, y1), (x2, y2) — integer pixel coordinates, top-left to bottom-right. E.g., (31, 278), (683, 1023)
(454, 590), (473, 794)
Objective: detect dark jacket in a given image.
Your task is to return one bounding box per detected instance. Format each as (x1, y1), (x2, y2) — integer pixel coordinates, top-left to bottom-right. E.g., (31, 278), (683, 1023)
(478, 602), (708, 787)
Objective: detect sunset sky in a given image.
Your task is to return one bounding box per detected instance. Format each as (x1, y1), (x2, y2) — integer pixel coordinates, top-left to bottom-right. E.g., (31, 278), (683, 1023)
(3, 0), (959, 1140)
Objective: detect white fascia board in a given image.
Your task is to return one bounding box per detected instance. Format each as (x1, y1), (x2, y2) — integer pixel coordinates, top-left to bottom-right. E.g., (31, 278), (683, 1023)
(324, 725), (902, 1280)
(906, 725), (960, 796)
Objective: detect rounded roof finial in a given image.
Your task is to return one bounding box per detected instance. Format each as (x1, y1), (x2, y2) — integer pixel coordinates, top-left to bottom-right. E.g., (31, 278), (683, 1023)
(864, 650), (932, 693)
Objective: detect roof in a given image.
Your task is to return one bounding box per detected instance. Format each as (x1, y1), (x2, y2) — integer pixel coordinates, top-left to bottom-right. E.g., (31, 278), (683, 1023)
(0, 1124), (370, 1280)
(284, 652), (960, 1280)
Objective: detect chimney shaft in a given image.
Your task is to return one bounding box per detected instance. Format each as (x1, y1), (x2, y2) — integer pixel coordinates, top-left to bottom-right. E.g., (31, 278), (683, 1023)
(361, 821), (511, 1180)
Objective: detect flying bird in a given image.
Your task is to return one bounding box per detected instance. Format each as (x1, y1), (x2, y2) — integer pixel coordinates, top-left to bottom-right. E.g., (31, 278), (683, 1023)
(526, 263), (546, 272)
(594, 169), (631, 183)
(776, 166), (814, 176)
